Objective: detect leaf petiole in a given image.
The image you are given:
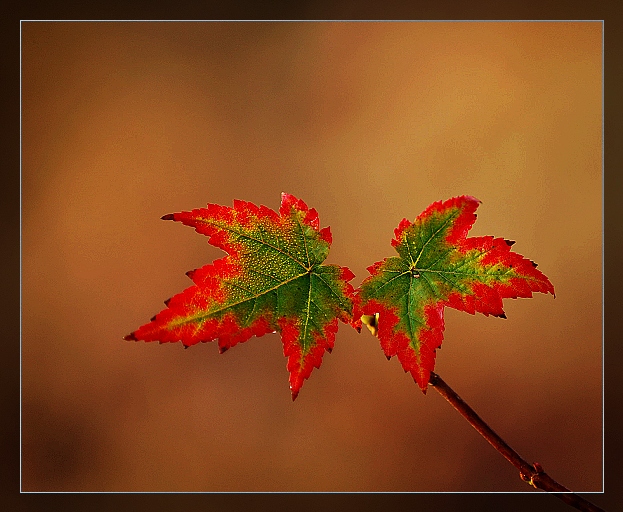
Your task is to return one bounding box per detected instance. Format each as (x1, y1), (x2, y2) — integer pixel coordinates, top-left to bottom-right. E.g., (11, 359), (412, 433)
(428, 372), (604, 512)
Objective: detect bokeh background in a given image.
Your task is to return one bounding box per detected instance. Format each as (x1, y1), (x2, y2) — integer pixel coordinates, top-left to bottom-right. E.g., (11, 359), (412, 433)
(21, 21), (602, 492)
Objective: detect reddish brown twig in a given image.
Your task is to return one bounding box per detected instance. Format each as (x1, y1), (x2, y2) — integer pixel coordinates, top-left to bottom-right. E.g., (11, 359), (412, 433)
(428, 372), (604, 512)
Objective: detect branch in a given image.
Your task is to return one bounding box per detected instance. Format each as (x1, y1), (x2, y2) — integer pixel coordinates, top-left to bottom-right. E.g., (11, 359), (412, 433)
(428, 372), (604, 512)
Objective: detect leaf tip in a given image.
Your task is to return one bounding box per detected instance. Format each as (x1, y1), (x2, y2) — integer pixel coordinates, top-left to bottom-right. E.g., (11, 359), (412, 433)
(123, 332), (137, 341)
(319, 226), (332, 244)
(164, 297), (172, 306)
(219, 345), (229, 354)
(161, 213), (175, 221)
(392, 218), (412, 247)
(279, 191), (300, 213)
(186, 269), (196, 279)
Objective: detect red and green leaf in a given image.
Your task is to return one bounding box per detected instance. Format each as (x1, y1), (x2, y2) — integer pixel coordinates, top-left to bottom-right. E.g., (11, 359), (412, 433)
(354, 196), (554, 393)
(125, 193), (355, 400)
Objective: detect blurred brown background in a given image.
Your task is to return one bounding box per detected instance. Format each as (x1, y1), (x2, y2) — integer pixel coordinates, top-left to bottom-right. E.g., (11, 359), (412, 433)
(21, 21), (602, 492)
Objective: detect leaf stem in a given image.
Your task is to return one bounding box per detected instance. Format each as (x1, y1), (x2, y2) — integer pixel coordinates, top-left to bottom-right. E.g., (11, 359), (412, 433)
(428, 372), (604, 512)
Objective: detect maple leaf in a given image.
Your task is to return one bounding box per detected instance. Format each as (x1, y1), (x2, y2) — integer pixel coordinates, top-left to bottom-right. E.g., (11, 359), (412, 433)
(354, 196), (555, 393)
(125, 193), (355, 400)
